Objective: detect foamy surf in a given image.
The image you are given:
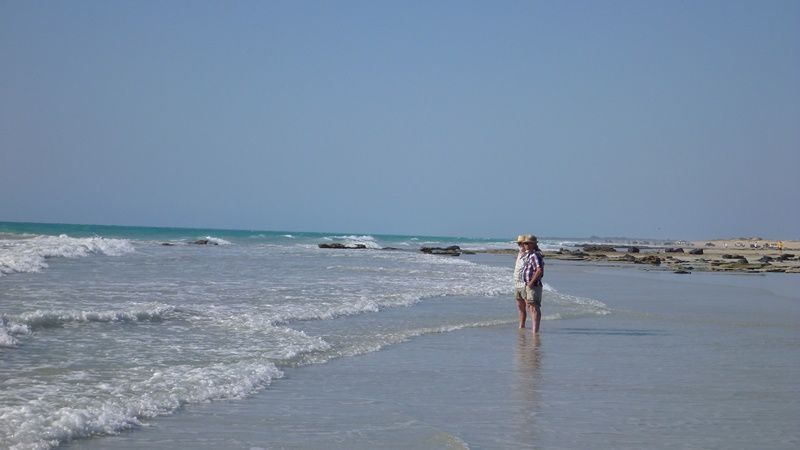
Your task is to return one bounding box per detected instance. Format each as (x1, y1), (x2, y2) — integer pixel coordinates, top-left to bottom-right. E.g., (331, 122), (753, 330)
(11, 303), (176, 329)
(0, 234), (135, 276)
(200, 236), (232, 245)
(0, 360), (283, 450)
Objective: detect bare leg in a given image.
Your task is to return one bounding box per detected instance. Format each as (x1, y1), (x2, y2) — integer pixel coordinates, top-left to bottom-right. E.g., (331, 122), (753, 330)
(516, 296), (527, 328)
(529, 304), (541, 333)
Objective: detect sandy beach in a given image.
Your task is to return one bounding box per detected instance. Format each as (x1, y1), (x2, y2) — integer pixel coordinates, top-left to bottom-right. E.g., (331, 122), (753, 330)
(65, 256), (800, 450)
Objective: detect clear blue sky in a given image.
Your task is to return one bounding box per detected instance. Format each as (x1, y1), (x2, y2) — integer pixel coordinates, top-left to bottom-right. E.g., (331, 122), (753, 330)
(2, 1), (798, 239)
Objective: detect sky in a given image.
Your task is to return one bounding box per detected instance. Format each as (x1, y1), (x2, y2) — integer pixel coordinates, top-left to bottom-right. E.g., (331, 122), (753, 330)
(1, 0), (798, 240)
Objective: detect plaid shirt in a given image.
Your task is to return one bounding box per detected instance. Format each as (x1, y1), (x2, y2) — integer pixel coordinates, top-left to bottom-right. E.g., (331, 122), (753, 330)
(523, 250), (544, 286)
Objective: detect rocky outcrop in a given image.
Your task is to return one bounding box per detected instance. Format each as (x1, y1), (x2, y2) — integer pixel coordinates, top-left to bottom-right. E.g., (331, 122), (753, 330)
(583, 245), (616, 252)
(319, 243), (367, 249)
(722, 254), (746, 260)
(628, 247), (640, 253)
(636, 255), (662, 265)
(193, 239), (217, 245)
(665, 248), (684, 253)
(688, 248), (703, 255)
(420, 246), (461, 256)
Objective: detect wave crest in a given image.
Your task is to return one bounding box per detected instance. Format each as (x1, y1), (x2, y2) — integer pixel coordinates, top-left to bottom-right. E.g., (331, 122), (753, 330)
(0, 234), (135, 276)
(0, 360), (282, 450)
(0, 303), (177, 346)
(327, 235), (382, 249)
(200, 236), (232, 245)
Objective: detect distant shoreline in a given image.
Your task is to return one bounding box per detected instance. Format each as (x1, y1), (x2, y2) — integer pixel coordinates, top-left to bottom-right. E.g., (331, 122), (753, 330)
(477, 239), (800, 274)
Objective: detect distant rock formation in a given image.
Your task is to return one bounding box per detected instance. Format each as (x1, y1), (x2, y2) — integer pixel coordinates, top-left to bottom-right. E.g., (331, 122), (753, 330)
(636, 255), (662, 265)
(319, 243), (367, 249)
(688, 248), (703, 255)
(722, 254), (746, 260)
(583, 245), (616, 252)
(420, 246), (462, 256)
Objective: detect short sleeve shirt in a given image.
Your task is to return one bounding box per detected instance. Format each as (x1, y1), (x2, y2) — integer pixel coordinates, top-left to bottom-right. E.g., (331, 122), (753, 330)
(523, 250), (544, 286)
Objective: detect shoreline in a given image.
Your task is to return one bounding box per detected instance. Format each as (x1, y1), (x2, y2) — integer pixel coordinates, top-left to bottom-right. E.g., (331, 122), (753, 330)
(477, 239), (800, 274)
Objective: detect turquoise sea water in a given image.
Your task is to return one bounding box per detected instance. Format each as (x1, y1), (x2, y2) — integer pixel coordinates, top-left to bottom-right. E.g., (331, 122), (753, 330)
(0, 221), (505, 248)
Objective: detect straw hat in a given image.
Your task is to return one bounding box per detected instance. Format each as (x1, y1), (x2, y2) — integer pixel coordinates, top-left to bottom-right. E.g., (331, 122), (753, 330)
(516, 235), (527, 243)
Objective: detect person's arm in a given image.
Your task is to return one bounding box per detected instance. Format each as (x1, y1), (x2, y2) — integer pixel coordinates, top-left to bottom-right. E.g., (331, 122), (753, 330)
(527, 253), (543, 287)
(529, 266), (542, 287)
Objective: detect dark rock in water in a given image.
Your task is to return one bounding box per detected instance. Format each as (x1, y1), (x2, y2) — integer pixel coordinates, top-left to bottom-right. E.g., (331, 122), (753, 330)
(665, 247), (684, 253)
(420, 246), (461, 256)
(777, 253), (795, 261)
(688, 248), (703, 255)
(758, 255), (774, 262)
(380, 247), (402, 251)
(193, 239), (218, 245)
(319, 243), (367, 249)
(722, 254), (745, 260)
(637, 255), (661, 265)
(628, 247), (640, 253)
(674, 270), (691, 274)
(161, 242), (176, 246)
(705, 242), (716, 247)
(583, 245), (616, 252)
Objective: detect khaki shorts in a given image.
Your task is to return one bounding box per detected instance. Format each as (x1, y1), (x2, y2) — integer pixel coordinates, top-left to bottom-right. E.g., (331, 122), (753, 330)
(515, 287), (527, 302)
(525, 286), (543, 307)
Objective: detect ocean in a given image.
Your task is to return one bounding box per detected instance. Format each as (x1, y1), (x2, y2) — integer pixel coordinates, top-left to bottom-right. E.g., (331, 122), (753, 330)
(0, 222), (602, 449)
(1, 222), (798, 449)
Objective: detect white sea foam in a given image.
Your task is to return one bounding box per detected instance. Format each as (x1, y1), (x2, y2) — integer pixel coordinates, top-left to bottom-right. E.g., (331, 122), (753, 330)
(0, 234), (135, 276)
(0, 360), (283, 450)
(201, 236), (232, 245)
(297, 319), (515, 366)
(0, 324), (19, 347)
(0, 316), (32, 347)
(7, 303), (176, 332)
(328, 235), (382, 249)
(206, 316), (332, 359)
(543, 283), (611, 316)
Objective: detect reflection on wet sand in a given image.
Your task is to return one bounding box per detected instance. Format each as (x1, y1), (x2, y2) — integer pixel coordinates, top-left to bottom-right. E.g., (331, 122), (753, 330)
(512, 331), (543, 446)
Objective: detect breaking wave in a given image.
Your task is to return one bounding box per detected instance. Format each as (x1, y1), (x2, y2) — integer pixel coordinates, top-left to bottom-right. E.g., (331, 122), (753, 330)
(0, 234), (135, 276)
(0, 360), (283, 450)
